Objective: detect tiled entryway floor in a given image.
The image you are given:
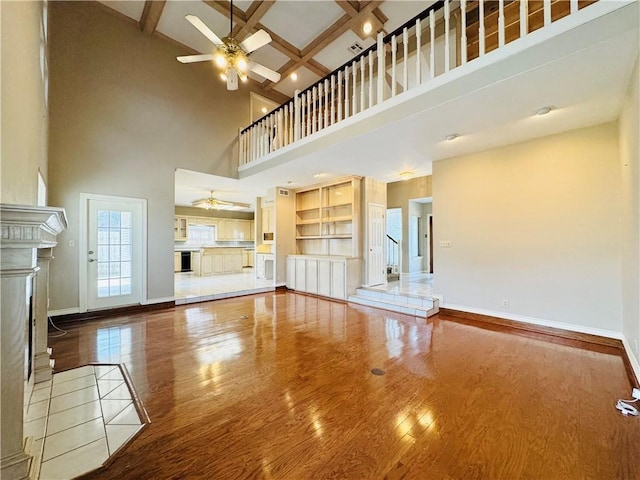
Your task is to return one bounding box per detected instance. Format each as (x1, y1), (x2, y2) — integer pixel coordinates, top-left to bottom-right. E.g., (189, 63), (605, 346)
(175, 271), (274, 304)
(26, 364), (146, 479)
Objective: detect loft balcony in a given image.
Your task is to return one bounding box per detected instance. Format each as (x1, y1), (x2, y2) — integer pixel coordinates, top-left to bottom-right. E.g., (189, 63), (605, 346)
(237, 0), (638, 183)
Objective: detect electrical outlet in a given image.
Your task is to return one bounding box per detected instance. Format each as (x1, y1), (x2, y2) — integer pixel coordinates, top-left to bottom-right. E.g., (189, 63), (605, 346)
(632, 388), (640, 400)
(502, 300), (509, 308)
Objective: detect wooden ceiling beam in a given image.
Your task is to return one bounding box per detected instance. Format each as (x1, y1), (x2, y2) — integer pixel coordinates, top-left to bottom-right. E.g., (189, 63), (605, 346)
(232, 1), (275, 40)
(140, 0), (167, 35)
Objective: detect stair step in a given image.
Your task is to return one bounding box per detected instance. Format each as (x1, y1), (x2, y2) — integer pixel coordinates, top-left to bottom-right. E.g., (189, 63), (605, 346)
(348, 291), (439, 318)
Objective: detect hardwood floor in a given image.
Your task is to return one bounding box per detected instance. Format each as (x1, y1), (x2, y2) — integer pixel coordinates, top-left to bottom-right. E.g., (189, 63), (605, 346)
(49, 291), (640, 479)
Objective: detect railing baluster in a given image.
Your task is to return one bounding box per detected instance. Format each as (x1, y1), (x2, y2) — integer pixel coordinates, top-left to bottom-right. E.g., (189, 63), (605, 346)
(520, 0), (528, 38)
(268, 115), (273, 153)
(278, 111), (283, 150)
(479, 0), (485, 56)
(338, 70), (343, 122)
(294, 90), (300, 141)
(415, 18), (421, 85)
(331, 75), (336, 125)
(461, 0), (467, 64)
(312, 86), (317, 134)
(498, 0), (505, 47)
(324, 79), (329, 128)
(289, 101), (294, 143)
(306, 91), (311, 136)
(429, 10), (435, 79)
(368, 50), (374, 108)
(377, 32), (384, 105)
(352, 61), (357, 114)
(570, 0), (578, 14)
(317, 84), (323, 131)
(344, 65), (350, 118)
(444, 0), (450, 73)
(543, 0), (551, 26)
(391, 35), (397, 97)
(403, 27), (409, 91)
(283, 105), (288, 146)
(360, 57), (365, 112)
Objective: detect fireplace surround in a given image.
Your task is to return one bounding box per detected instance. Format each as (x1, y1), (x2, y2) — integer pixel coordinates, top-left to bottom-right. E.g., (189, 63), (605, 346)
(1, 204), (67, 480)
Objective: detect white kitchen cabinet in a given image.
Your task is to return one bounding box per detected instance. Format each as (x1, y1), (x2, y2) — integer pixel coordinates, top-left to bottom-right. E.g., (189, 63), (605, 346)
(174, 252), (181, 272)
(286, 255), (361, 300)
(174, 216), (188, 241)
(256, 253), (274, 280)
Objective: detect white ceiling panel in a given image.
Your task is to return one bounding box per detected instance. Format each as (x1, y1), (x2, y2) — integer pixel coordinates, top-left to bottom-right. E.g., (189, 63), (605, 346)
(233, 1), (254, 13)
(247, 44), (290, 73)
(259, 1), (345, 49)
(379, 1), (437, 33)
(273, 66), (321, 98)
(314, 30), (376, 71)
(157, 1), (234, 55)
(99, 1), (145, 21)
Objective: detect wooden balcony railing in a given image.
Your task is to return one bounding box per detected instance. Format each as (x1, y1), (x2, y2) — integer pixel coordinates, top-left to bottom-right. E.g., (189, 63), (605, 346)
(238, 0), (595, 167)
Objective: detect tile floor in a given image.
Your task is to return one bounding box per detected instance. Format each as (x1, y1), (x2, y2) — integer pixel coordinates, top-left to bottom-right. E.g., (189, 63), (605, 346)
(368, 272), (435, 297)
(175, 271), (274, 305)
(25, 365), (145, 480)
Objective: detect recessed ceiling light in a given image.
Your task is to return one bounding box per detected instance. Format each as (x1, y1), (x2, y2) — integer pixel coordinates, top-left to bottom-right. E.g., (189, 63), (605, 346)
(290, 72), (298, 81)
(261, 107), (267, 114)
(363, 21), (373, 35)
(399, 171), (414, 181)
(536, 106), (553, 116)
(445, 133), (459, 141)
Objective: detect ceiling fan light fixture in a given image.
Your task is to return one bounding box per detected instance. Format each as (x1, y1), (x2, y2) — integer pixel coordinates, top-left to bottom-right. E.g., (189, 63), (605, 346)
(220, 72), (227, 81)
(214, 52), (227, 68)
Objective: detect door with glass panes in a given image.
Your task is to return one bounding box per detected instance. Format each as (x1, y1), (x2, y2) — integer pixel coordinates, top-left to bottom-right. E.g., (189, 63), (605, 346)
(87, 198), (143, 310)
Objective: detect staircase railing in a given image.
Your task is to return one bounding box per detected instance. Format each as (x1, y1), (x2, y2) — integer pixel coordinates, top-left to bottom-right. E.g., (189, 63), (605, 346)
(386, 234), (399, 275)
(239, 0), (594, 167)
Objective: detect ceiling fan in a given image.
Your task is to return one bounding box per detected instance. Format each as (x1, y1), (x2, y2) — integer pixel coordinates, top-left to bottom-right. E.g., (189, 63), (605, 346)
(177, 1), (281, 90)
(192, 191), (251, 211)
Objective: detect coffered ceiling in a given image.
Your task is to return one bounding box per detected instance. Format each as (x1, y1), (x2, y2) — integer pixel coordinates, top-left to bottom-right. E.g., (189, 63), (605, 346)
(98, 0), (433, 99)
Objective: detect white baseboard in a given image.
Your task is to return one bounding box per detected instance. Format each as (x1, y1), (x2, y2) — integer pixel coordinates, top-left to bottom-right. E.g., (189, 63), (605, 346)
(141, 296), (175, 305)
(441, 303), (623, 340)
(621, 335), (640, 384)
(48, 307), (80, 317)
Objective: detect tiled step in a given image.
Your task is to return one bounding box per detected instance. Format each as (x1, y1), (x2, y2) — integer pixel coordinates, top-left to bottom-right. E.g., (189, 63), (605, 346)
(348, 287), (439, 318)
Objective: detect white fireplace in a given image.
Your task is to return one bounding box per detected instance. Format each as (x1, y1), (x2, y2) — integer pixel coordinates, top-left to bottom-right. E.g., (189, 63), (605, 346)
(1, 204), (67, 480)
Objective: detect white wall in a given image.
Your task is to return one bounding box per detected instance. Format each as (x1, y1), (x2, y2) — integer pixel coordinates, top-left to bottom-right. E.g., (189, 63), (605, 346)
(433, 122), (622, 335)
(1, 1), (48, 205)
(619, 56), (640, 373)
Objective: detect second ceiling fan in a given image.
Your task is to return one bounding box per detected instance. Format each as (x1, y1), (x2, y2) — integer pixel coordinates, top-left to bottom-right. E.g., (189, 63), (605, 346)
(177, 1), (281, 90)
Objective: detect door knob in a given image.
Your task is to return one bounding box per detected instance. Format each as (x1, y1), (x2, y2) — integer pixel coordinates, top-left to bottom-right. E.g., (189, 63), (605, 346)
(88, 258), (96, 263)
(88, 250), (94, 254)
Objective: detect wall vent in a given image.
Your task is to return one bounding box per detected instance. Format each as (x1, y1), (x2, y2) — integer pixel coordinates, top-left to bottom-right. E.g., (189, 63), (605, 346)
(278, 188), (290, 197)
(348, 42), (364, 55)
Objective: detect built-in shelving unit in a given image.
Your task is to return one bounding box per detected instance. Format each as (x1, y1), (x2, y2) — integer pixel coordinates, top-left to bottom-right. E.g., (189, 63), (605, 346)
(294, 177), (361, 256)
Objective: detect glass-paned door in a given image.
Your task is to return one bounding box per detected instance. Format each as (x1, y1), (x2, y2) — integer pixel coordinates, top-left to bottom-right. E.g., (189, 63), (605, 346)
(87, 198), (143, 310)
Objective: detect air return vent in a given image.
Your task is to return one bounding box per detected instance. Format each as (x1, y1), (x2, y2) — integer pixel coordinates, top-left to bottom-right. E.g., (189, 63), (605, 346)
(348, 41), (364, 54)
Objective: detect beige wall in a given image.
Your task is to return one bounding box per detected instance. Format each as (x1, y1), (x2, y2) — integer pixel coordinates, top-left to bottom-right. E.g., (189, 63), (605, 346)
(47, 2), (255, 310)
(387, 176), (433, 274)
(433, 123), (622, 333)
(619, 56), (640, 366)
(1, 1), (48, 205)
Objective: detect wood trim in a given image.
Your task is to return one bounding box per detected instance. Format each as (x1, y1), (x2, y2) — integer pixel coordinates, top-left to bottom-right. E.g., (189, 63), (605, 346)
(438, 307), (639, 388)
(233, 0), (275, 40)
(51, 301), (175, 326)
(140, 0), (166, 35)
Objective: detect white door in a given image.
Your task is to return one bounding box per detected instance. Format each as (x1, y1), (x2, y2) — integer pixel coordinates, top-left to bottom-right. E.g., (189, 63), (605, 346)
(367, 203), (386, 286)
(86, 197), (144, 310)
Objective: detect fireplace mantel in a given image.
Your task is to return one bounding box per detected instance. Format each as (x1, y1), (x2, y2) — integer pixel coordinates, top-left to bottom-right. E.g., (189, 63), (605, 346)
(1, 204), (67, 480)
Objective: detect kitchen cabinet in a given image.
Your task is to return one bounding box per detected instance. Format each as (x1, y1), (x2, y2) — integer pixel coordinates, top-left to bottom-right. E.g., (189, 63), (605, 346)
(192, 248), (244, 276)
(216, 219), (254, 241)
(243, 251), (254, 268)
(256, 253), (274, 280)
(286, 255), (361, 300)
(174, 252), (181, 272)
(262, 206), (274, 241)
(174, 216), (188, 241)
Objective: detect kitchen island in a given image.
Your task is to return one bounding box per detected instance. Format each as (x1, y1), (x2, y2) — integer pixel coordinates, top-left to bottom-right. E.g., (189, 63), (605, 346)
(191, 248), (246, 276)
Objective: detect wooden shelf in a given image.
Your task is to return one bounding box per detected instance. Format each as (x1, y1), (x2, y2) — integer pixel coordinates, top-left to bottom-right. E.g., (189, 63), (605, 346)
(294, 177), (360, 256)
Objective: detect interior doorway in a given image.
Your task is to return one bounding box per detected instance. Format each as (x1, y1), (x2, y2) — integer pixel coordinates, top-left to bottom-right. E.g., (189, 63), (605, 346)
(386, 208), (402, 281)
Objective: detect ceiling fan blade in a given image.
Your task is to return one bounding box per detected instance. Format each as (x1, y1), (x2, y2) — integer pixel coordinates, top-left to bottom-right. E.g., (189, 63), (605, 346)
(240, 29), (272, 53)
(249, 61), (281, 83)
(185, 14), (223, 46)
(177, 54), (215, 64)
